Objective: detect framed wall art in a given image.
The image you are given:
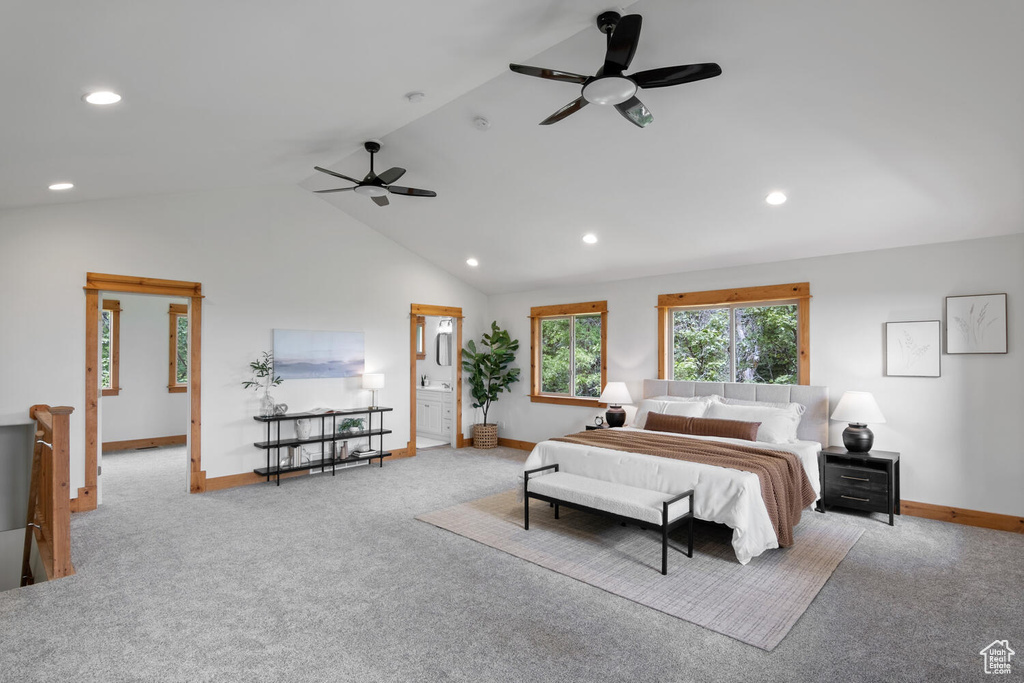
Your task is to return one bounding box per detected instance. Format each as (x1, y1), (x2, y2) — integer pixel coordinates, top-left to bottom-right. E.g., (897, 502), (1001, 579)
(273, 329), (365, 379)
(885, 320), (941, 377)
(945, 293), (1008, 354)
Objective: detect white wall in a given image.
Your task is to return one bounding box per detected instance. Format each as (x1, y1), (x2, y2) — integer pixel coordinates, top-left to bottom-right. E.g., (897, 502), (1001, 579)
(102, 293), (189, 443)
(487, 234), (1024, 517)
(0, 185), (488, 491)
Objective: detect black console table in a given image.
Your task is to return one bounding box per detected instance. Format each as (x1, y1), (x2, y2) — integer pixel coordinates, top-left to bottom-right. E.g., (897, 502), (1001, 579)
(253, 407), (392, 486)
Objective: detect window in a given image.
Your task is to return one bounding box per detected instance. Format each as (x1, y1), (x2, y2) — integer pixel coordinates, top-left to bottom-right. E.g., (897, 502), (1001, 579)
(658, 283), (810, 385)
(530, 301), (607, 406)
(100, 299), (121, 396)
(168, 303), (188, 393)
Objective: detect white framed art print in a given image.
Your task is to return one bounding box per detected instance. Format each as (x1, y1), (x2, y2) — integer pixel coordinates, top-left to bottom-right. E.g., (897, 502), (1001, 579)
(885, 320), (941, 377)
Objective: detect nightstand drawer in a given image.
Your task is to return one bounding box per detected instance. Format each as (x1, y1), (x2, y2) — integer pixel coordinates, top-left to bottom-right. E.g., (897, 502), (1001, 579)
(826, 490), (887, 513)
(824, 464), (887, 489)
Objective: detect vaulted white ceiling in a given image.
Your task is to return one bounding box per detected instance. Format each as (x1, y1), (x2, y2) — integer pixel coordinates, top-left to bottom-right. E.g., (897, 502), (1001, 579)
(4, 0), (1023, 294)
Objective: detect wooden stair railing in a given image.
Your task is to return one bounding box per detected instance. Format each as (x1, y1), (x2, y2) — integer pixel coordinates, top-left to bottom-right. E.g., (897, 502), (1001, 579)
(21, 405), (75, 586)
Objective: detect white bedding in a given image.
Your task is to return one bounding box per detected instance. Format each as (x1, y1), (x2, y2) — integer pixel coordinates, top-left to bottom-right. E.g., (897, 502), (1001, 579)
(523, 427), (821, 565)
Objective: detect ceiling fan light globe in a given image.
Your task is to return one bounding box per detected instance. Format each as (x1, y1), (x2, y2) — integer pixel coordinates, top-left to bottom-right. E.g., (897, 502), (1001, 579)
(582, 76), (638, 106)
(353, 185), (388, 198)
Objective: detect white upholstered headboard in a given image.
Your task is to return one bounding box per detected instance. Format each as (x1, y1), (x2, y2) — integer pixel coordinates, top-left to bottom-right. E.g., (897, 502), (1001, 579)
(642, 379), (830, 447)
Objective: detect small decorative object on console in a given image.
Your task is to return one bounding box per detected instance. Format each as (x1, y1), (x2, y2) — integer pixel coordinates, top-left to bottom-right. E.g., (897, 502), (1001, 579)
(241, 350), (283, 417)
(339, 417), (365, 434)
(599, 382), (633, 428)
(830, 391), (885, 453)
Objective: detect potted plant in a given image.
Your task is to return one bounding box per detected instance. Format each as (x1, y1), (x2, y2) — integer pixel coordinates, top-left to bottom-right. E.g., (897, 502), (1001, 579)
(338, 417), (365, 434)
(462, 321), (520, 448)
(242, 350), (283, 417)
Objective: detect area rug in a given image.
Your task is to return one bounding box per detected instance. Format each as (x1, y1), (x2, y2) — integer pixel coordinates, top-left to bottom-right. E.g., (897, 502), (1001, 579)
(417, 490), (863, 650)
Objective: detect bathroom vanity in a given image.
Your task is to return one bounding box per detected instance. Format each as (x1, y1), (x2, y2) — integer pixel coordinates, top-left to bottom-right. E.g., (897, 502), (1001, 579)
(416, 386), (453, 441)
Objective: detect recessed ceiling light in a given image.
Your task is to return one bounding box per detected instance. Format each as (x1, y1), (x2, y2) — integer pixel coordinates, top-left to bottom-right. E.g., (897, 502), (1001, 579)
(48, 182), (74, 191)
(582, 233), (598, 244)
(84, 91), (121, 105)
(466, 258), (479, 267)
(765, 191), (787, 206)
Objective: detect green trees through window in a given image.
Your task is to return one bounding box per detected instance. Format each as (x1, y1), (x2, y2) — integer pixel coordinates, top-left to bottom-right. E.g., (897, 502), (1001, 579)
(540, 314), (602, 397)
(100, 309), (113, 389)
(175, 314), (188, 384)
(673, 303), (798, 384)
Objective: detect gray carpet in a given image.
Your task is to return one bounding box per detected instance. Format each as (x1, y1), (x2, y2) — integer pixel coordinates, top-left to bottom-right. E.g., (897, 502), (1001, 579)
(0, 444), (1021, 682)
(417, 490), (863, 650)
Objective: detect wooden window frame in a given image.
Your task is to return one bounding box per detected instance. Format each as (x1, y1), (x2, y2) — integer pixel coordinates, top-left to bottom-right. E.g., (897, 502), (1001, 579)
(101, 299), (121, 397)
(657, 283), (811, 385)
(168, 303), (188, 393)
(530, 301), (608, 407)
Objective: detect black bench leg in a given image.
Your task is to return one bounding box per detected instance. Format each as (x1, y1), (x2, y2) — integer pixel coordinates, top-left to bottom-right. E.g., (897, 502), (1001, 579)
(662, 525), (668, 575)
(524, 488), (529, 531)
(554, 504), (559, 519)
(687, 512), (694, 558)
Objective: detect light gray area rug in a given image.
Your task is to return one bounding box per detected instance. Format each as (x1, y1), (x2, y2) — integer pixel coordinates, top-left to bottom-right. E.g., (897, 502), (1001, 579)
(418, 490), (863, 650)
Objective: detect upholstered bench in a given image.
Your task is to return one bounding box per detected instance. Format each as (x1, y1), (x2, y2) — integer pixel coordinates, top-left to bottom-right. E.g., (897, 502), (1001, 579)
(524, 464), (694, 575)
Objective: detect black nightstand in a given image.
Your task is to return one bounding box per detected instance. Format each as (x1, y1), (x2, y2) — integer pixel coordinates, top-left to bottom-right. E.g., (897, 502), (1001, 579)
(818, 447), (901, 526)
(585, 424), (610, 431)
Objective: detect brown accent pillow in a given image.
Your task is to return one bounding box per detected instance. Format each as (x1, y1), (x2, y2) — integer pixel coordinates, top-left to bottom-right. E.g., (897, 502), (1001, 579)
(643, 412), (761, 442)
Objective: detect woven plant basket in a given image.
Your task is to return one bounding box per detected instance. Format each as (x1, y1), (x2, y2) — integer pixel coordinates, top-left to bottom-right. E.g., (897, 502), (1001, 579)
(472, 423), (498, 449)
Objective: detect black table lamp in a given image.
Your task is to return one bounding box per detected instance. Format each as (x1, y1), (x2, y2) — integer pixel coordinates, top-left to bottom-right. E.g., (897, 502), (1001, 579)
(830, 391), (886, 452)
(599, 382), (632, 428)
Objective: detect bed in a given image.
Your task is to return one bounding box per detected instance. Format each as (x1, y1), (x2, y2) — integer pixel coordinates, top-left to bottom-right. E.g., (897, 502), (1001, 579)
(522, 380), (829, 565)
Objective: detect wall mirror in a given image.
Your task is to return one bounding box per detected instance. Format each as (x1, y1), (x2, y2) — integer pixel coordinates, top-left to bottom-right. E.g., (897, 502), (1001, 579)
(436, 318), (453, 366)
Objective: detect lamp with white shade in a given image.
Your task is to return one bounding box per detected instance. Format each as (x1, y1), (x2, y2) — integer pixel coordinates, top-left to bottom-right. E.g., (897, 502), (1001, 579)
(362, 373), (385, 409)
(599, 382), (633, 428)
(830, 391), (886, 453)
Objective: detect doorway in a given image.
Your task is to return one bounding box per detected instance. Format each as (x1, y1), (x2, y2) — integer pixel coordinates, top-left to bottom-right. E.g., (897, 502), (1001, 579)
(408, 304), (463, 457)
(98, 293), (191, 497)
(78, 273), (204, 512)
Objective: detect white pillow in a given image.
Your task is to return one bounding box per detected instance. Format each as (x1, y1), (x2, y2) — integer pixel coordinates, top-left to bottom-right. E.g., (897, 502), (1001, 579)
(704, 402), (801, 443)
(631, 399), (668, 429)
(714, 395), (807, 416)
(651, 395), (711, 403)
(632, 397), (710, 427)
(662, 400), (710, 418)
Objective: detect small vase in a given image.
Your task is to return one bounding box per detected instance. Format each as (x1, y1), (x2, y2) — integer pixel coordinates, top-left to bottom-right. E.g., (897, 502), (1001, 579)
(259, 391), (276, 417)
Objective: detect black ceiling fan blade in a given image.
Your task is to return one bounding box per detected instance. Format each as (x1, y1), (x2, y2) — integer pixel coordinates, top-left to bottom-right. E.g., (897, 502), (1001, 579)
(376, 167), (407, 186)
(313, 166), (360, 185)
(604, 14), (642, 75)
(313, 187), (356, 194)
(632, 63), (723, 89)
(539, 97), (588, 125)
(388, 186), (437, 198)
(371, 195), (390, 207)
(509, 64), (588, 84)
(615, 96), (653, 128)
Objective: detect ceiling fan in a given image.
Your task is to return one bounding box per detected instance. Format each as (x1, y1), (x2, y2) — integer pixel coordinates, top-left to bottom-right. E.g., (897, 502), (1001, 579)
(313, 141), (437, 207)
(509, 11), (722, 128)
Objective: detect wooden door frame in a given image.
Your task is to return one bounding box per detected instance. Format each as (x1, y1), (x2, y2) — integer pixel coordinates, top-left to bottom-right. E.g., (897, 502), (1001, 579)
(409, 304), (464, 456)
(78, 272), (204, 512)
